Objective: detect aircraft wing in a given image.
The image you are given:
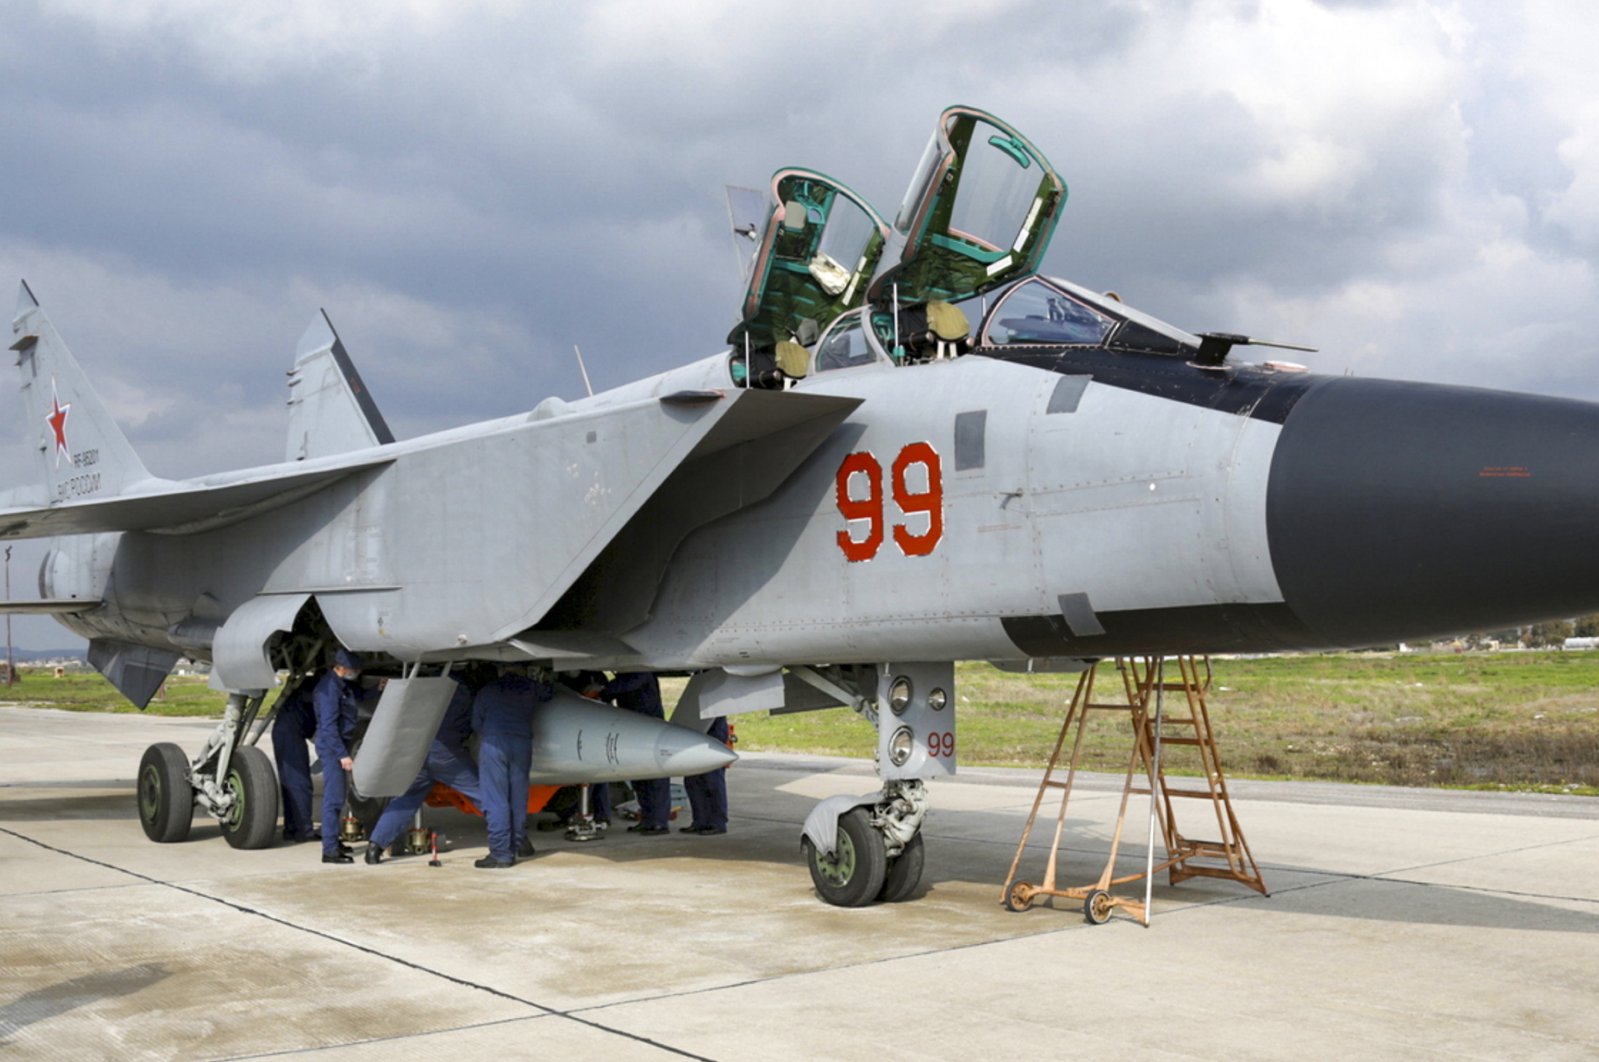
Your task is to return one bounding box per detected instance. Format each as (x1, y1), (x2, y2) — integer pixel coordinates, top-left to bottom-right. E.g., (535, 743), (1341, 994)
(0, 599), (97, 614)
(0, 456), (393, 540)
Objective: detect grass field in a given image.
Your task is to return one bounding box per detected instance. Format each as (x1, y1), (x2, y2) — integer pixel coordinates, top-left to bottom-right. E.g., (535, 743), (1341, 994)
(5, 651), (1598, 794)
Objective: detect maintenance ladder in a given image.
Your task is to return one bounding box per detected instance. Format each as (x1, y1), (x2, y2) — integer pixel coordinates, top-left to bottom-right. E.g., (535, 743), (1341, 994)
(1000, 656), (1266, 926)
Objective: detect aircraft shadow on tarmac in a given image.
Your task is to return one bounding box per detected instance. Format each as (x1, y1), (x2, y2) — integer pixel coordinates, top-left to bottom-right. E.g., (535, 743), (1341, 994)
(0, 962), (169, 1046)
(0, 787), (133, 822)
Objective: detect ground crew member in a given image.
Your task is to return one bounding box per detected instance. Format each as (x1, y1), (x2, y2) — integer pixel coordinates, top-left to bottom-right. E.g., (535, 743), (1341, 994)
(314, 649), (369, 864)
(472, 664), (552, 868)
(271, 670), (323, 844)
(601, 671), (671, 835)
(364, 668), (485, 864)
(682, 715), (730, 834)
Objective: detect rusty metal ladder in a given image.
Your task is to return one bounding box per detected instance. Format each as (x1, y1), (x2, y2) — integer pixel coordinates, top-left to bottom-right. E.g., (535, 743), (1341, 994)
(1000, 655), (1266, 926)
(1126, 655), (1266, 896)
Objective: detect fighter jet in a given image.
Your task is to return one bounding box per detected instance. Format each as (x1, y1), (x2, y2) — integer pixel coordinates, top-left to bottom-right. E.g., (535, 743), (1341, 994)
(7, 106), (1599, 906)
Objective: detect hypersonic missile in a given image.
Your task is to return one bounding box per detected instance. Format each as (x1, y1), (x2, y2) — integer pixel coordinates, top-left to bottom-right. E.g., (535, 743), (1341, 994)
(353, 680), (735, 798)
(527, 687), (736, 784)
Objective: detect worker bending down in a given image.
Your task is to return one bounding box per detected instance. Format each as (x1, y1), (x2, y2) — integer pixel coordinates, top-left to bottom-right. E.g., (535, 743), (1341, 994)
(364, 667), (486, 864)
(472, 663), (552, 868)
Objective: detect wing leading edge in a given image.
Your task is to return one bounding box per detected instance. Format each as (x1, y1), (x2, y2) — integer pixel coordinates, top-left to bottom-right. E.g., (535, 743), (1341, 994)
(0, 456), (394, 540)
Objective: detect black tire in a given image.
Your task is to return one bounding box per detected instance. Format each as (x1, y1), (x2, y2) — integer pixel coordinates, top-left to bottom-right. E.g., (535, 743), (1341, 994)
(804, 807), (887, 907)
(219, 746), (280, 850)
(1083, 888), (1113, 925)
(877, 832), (926, 903)
(138, 743), (193, 843)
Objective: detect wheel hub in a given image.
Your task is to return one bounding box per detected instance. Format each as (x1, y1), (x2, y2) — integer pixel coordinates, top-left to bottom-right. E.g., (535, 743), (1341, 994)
(138, 766), (161, 821)
(219, 769), (244, 829)
(815, 830), (857, 886)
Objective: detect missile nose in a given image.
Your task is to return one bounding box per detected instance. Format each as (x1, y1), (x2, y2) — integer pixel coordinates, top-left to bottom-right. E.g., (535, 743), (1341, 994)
(655, 726), (738, 776)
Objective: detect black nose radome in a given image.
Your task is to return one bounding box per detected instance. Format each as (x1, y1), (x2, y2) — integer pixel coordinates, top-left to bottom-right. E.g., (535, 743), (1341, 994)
(1268, 377), (1599, 646)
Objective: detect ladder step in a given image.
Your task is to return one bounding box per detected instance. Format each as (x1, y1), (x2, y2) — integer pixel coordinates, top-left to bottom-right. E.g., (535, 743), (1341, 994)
(1165, 788), (1222, 799)
(1156, 736), (1203, 746)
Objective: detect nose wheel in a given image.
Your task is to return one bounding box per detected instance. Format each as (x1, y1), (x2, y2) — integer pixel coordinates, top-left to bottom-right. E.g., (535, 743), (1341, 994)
(804, 807), (886, 907)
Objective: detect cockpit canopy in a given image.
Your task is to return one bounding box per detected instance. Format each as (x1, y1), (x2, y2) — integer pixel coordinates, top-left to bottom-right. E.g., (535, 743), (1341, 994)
(726, 169), (889, 354)
(868, 106), (1065, 310)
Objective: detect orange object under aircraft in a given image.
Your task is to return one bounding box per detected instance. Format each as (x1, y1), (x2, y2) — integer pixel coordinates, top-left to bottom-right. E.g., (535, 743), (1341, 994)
(426, 782), (560, 816)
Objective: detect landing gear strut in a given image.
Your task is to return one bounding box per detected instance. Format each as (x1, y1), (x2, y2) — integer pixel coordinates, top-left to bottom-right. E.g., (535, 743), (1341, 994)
(795, 661), (952, 907)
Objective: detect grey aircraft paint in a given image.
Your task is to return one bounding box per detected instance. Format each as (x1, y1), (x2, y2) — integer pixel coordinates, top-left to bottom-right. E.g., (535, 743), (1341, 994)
(5, 106), (1596, 904)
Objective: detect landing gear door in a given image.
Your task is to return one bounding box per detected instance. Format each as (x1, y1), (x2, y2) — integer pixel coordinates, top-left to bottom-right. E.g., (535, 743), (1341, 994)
(878, 662), (956, 781)
(868, 107), (1066, 309)
(727, 169), (890, 358)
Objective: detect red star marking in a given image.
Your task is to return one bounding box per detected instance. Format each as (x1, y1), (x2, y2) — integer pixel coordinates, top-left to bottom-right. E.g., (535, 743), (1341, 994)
(46, 379), (70, 467)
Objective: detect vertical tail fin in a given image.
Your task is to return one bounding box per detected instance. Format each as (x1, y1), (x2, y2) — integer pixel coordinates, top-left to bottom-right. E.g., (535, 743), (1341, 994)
(11, 281), (153, 501)
(284, 310), (394, 462)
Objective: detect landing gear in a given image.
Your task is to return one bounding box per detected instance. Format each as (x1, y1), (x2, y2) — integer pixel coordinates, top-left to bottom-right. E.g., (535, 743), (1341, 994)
(878, 832), (925, 903)
(804, 807), (886, 907)
(137, 690), (280, 849)
(137, 743), (194, 843)
(218, 746), (278, 850)
(792, 661), (950, 908)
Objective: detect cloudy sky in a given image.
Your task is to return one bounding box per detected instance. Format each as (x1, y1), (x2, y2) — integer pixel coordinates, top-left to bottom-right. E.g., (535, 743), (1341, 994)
(3, 0), (1598, 647)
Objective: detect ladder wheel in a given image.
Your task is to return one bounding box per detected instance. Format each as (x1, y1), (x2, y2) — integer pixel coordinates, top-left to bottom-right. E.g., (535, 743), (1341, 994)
(1083, 888), (1113, 925)
(1004, 880), (1033, 912)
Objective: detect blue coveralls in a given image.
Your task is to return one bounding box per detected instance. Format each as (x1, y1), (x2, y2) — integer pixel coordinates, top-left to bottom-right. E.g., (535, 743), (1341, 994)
(368, 680), (482, 851)
(558, 670), (611, 823)
(684, 715), (730, 831)
(473, 673), (552, 863)
(313, 668), (368, 856)
(271, 678), (319, 841)
(602, 672), (670, 830)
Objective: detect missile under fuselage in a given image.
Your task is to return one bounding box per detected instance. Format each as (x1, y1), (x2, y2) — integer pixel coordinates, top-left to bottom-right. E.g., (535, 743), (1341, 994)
(527, 687), (735, 784)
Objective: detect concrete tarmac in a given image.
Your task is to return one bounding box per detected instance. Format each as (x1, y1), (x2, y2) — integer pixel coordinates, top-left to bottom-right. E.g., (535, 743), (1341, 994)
(2, 705), (1597, 1060)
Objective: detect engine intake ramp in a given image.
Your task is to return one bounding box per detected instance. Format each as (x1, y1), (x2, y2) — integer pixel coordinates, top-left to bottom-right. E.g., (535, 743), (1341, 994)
(999, 655), (1266, 926)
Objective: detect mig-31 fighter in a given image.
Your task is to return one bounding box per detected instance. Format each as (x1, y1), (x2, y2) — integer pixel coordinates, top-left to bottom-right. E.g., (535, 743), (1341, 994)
(7, 107), (1599, 906)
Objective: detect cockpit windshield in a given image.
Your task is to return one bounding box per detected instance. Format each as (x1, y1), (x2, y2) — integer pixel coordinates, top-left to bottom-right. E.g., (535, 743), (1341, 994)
(983, 277), (1115, 346)
(978, 275), (1202, 355)
(812, 308), (884, 373)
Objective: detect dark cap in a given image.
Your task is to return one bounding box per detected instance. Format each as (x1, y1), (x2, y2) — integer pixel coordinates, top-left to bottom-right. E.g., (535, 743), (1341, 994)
(334, 648), (364, 671)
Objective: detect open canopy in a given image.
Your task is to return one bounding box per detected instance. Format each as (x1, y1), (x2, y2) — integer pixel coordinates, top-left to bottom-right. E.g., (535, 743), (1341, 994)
(726, 168), (890, 353)
(868, 106), (1065, 310)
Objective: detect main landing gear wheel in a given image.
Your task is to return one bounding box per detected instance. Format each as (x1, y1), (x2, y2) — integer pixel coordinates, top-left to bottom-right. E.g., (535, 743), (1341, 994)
(218, 746), (279, 850)
(876, 832), (925, 903)
(138, 743), (194, 843)
(1083, 888), (1113, 925)
(804, 807), (887, 907)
